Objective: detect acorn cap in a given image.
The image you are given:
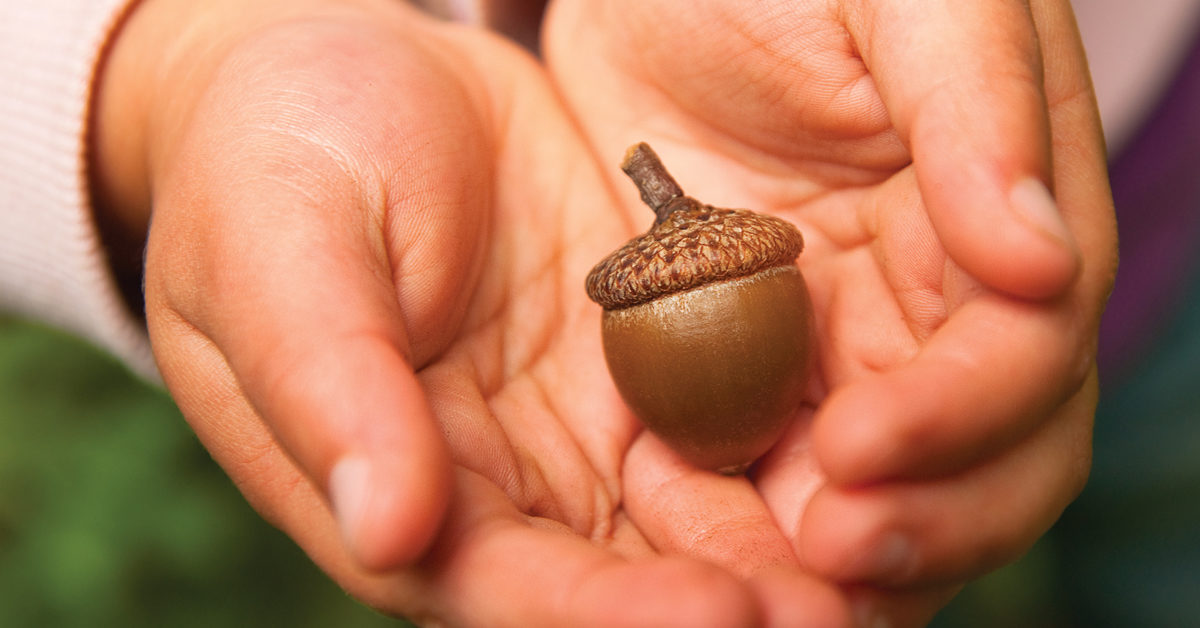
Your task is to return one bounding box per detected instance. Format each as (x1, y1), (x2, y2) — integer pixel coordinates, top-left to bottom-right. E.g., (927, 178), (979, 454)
(585, 144), (803, 311)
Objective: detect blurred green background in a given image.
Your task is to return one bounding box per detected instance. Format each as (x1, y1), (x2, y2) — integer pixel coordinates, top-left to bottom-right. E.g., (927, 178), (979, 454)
(0, 315), (408, 627)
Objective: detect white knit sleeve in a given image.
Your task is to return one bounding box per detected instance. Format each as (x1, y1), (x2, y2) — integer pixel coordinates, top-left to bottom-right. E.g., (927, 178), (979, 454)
(0, 0), (158, 381)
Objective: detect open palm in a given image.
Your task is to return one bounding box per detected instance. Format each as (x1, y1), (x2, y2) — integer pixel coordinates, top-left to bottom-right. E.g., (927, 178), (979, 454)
(132, 3), (845, 626)
(113, 0), (1119, 625)
(542, 0), (1117, 623)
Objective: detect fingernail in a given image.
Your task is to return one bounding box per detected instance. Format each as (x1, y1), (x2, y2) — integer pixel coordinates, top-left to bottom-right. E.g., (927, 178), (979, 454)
(1009, 178), (1077, 250)
(330, 456), (373, 554)
(852, 598), (892, 628)
(853, 531), (913, 581)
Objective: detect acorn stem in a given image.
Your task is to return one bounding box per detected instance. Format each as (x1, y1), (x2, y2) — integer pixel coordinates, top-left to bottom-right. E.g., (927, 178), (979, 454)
(620, 143), (684, 224)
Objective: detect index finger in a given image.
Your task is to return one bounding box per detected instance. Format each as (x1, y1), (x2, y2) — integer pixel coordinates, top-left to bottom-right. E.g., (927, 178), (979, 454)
(845, 0), (1081, 298)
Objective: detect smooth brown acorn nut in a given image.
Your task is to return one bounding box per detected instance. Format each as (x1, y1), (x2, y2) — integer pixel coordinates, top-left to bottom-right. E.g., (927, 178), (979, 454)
(586, 143), (815, 474)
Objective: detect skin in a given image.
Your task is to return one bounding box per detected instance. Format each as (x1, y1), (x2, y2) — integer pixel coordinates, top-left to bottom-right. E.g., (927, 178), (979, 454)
(545, 0), (1115, 622)
(89, 0), (1117, 625)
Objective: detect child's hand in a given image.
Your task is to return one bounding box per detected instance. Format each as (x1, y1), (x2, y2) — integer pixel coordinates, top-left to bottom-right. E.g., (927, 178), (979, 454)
(92, 0), (854, 624)
(545, 0), (1116, 623)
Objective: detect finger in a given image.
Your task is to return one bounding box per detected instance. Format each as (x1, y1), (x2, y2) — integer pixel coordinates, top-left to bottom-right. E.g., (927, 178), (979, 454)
(847, 585), (961, 628)
(846, 0), (1080, 298)
(143, 324), (420, 589)
(754, 419), (958, 626)
(410, 470), (764, 628)
(147, 183), (453, 571)
(812, 292), (1090, 485)
(224, 254), (450, 570)
(799, 370), (1095, 585)
(748, 568), (855, 628)
(139, 15), (512, 570)
(1031, 0), (1119, 300)
(621, 432), (800, 578)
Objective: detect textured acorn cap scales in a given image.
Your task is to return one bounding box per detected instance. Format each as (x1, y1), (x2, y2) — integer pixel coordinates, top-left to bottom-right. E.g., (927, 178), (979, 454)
(585, 143), (813, 474)
(585, 144), (804, 310)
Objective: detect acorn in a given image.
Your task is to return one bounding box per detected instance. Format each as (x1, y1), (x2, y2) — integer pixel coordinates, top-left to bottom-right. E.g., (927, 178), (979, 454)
(586, 143), (815, 474)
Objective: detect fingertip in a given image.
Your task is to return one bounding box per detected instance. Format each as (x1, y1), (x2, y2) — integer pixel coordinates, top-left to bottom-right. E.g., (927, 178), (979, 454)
(799, 486), (914, 586)
(330, 446), (452, 571)
(749, 567), (854, 628)
(871, 5), (1080, 299)
(849, 586), (960, 628)
(326, 354), (453, 571)
(810, 376), (900, 486)
(248, 330), (454, 571)
(1005, 177), (1082, 293)
(814, 305), (1079, 486)
(917, 159), (1081, 300)
(804, 382), (1096, 588)
(798, 487), (854, 579)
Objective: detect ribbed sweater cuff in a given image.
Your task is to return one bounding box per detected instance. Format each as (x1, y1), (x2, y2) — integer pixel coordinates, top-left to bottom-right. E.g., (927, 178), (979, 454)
(0, 0), (158, 380)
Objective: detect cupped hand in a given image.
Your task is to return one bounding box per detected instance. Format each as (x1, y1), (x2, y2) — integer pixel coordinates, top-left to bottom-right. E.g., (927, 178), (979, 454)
(92, 0), (855, 625)
(545, 0), (1117, 623)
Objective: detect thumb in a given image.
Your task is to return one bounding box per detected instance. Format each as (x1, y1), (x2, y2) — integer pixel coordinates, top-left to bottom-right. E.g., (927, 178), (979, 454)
(146, 159), (457, 571)
(848, 0), (1081, 298)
